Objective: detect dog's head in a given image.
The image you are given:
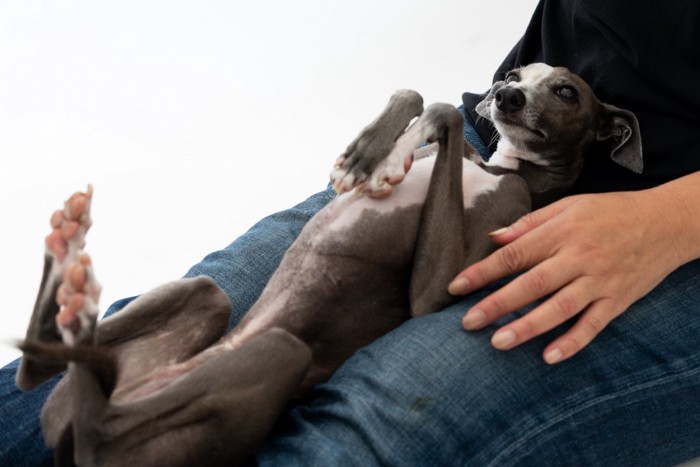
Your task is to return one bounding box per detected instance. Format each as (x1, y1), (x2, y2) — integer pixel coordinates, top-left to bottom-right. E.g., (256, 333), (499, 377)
(476, 63), (643, 174)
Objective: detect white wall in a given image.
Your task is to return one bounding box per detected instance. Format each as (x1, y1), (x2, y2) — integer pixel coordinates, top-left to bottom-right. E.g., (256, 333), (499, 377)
(0, 0), (538, 366)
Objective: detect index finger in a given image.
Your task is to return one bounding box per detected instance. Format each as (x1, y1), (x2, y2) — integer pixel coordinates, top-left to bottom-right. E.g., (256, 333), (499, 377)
(448, 232), (543, 295)
(448, 197), (575, 295)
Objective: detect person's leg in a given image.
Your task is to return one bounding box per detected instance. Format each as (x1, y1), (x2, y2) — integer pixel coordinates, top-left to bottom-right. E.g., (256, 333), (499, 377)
(0, 186), (335, 466)
(255, 259), (700, 466)
(0, 363), (56, 467)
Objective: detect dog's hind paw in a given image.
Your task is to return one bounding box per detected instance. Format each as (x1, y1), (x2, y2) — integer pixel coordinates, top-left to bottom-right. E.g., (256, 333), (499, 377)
(46, 185), (101, 344)
(46, 185), (101, 345)
(45, 185), (93, 264)
(55, 252), (101, 345)
(16, 186), (100, 389)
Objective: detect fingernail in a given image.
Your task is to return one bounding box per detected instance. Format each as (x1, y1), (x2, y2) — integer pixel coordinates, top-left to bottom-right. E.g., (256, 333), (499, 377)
(544, 348), (563, 365)
(488, 226), (510, 237)
(492, 329), (517, 349)
(462, 309), (486, 330)
(448, 277), (471, 295)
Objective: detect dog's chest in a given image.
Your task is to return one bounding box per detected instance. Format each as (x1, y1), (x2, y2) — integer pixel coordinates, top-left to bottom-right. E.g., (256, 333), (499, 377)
(302, 156), (504, 267)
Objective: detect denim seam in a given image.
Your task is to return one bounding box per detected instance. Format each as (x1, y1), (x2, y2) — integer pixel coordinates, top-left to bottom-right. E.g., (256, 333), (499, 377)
(486, 362), (700, 466)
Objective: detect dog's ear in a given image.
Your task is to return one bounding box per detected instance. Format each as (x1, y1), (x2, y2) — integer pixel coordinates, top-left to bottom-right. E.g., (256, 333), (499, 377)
(597, 104), (643, 173)
(475, 81), (505, 121)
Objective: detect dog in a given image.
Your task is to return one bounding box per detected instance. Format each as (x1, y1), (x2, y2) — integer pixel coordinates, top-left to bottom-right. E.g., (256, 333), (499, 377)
(16, 63), (643, 466)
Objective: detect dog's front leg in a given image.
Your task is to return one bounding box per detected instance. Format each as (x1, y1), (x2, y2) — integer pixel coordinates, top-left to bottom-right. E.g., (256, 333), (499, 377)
(331, 89), (424, 195)
(404, 104), (473, 315)
(405, 104), (531, 315)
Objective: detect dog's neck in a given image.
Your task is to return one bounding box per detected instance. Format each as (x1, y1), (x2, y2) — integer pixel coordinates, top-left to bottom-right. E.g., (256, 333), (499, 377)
(479, 137), (585, 209)
(486, 138), (550, 170)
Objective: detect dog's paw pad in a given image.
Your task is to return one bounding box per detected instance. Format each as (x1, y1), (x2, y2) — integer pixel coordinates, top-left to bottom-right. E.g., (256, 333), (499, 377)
(330, 127), (397, 194)
(56, 252), (101, 345)
(361, 150), (413, 197)
(331, 144), (415, 197)
(330, 157), (362, 193)
(45, 185), (93, 263)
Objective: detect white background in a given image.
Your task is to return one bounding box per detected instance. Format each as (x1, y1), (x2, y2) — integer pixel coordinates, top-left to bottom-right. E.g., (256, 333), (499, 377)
(0, 0), (538, 366)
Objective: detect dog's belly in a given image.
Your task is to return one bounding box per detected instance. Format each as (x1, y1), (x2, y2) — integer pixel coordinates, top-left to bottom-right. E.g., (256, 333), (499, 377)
(228, 156), (503, 387)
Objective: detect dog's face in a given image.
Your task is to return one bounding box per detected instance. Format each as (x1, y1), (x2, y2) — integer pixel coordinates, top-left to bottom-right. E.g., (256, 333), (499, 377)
(477, 63), (643, 173)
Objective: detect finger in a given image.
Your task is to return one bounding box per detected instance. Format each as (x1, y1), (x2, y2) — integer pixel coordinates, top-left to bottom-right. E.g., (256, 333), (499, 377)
(542, 298), (619, 364)
(461, 258), (578, 331)
(449, 229), (552, 296)
(488, 196), (575, 245)
(486, 276), (594, 350)
(448, 200), (577, 296)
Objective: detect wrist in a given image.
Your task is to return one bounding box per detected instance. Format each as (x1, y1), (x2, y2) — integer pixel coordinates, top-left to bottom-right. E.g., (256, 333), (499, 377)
(646, 172), (700, 265)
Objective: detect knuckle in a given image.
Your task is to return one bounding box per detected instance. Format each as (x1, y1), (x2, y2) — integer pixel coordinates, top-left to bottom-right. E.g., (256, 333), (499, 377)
(498, 244), (527, 271)
(518, 318), (536, 339)
(524, 269), (550, 296)
(470, 265), (491, 288)
(551, 294), (580, 319)
(581, 314), (605, 337)
(486, 295), (508, 315)
(574, 241), (602, 261)
(519, 211), (541, 230)
(561, 334), (585, 355)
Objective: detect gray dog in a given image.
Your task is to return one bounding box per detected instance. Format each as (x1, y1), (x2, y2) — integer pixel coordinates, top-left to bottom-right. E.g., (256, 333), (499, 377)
(17, 63), (642, 466)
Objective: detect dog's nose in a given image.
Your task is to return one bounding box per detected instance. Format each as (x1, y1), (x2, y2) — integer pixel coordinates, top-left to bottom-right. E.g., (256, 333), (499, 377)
(495, 87), (526, 112)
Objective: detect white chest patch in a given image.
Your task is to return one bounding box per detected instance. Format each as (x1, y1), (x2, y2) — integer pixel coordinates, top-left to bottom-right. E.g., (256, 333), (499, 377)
(325, 155), (502, 233)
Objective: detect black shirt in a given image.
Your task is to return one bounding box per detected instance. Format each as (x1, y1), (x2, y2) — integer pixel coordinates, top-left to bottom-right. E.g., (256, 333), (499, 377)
(462, 0), (700, 193)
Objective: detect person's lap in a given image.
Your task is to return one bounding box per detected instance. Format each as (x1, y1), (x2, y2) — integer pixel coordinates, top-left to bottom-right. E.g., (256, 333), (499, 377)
(3, 256), (699, 466)
(255, 259), (700, 466)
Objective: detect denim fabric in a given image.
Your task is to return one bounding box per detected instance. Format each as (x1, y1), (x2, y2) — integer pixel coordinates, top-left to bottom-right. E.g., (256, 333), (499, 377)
(458, 104), (490, 160)
(0, 187), (337, 467)
(1, 112), (699, 466)
(256, 261), (700, 466)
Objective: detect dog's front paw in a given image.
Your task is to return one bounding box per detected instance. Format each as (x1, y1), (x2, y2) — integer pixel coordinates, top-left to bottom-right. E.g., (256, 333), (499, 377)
(331, 151), (413, 198)
(331, 89), (424, 196)
(330, 128), (395, 194)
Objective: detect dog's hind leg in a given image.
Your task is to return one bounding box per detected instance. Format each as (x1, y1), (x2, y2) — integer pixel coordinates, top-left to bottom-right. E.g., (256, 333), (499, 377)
(17, 187), (235, 464)
(16, 186), (96, 390)
(17, 238), (111, 465)
(75, 328), (311, 467)
(31, 269), (308, 466)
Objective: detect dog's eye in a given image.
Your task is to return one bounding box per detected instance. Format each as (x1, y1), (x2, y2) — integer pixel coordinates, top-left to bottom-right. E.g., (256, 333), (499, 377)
(505, 73), (520, 84)
(557, 86), (578, 103)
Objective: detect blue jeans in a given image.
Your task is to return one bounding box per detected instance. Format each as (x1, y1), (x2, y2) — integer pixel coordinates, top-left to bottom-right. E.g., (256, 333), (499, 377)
(2, 108), (699, 466)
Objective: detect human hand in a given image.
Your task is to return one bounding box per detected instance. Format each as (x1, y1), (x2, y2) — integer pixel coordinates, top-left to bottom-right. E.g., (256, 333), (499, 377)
(448, 190), (689, 364)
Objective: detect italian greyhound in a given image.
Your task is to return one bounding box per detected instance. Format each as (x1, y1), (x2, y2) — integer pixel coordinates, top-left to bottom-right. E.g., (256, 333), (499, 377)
(16, 63), (643, 466)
